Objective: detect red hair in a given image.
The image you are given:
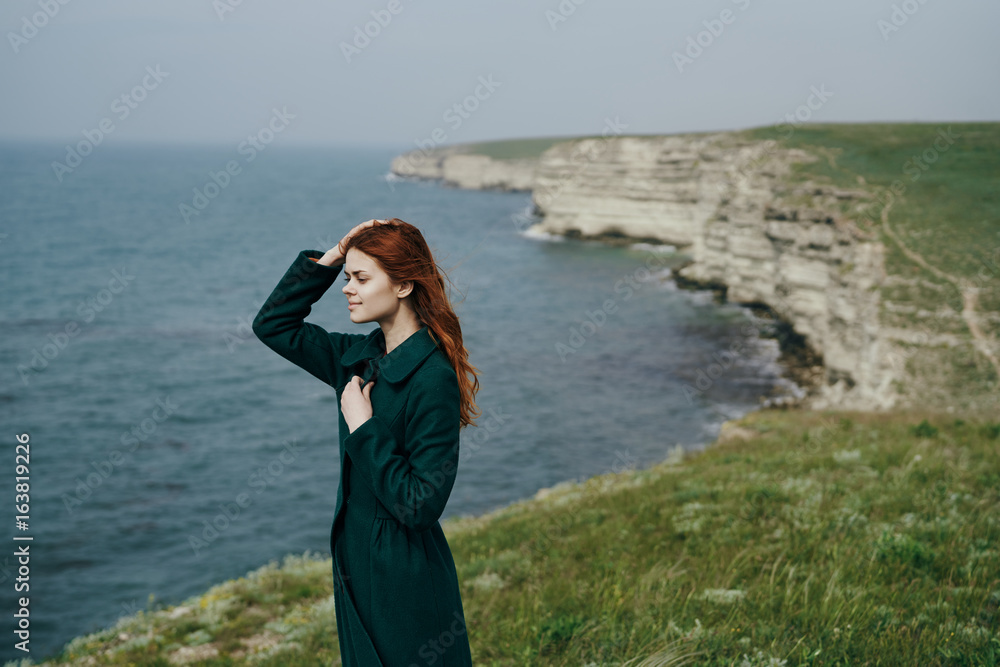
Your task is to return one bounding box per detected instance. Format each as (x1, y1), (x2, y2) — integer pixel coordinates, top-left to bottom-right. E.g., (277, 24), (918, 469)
(342, 218), (481, 428)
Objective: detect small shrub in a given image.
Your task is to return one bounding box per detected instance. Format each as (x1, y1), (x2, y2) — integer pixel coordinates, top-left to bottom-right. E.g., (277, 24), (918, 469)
(981, 422), (1000, 440)
(911, 420), (939, 438)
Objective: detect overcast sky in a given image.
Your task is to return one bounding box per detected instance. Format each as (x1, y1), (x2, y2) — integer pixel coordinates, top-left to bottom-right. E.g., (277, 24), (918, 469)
(1, 0), (997, 150)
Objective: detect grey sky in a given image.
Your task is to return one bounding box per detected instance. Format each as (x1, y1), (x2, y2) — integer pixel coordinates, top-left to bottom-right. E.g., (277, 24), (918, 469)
(1, 0), (997, 150)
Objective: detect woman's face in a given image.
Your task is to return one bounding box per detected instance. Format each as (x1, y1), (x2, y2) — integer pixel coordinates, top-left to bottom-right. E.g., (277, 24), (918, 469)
(341, 248), (411, 325)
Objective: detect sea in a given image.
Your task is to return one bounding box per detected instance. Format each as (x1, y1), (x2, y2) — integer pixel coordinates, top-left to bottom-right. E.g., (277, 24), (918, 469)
(0, 140), (802, 662)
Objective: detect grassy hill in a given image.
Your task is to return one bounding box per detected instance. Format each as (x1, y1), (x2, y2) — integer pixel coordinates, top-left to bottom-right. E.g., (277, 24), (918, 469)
(23, 409), (1000, 666)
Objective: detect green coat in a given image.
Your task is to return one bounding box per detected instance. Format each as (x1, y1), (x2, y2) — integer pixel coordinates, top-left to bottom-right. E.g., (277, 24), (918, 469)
(252, 249), (473, 666)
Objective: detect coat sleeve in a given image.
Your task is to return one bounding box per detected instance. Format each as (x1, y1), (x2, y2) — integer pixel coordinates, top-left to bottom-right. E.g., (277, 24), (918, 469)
(251, 249), (365, 389)
(343, 365), (461, 532)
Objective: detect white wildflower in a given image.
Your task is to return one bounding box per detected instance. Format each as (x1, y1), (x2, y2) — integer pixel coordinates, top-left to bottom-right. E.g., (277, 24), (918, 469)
(833, 449), (862, 463)
(699, 588), (746, 604)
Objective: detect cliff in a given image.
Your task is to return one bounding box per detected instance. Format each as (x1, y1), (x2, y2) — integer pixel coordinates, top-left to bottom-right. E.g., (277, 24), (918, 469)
(390, 146), (536, 191)
(389, 125), (999, 417)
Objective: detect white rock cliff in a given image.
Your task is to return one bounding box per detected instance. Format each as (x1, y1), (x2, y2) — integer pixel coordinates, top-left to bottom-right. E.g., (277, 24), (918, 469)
(390, 133), (918, 412)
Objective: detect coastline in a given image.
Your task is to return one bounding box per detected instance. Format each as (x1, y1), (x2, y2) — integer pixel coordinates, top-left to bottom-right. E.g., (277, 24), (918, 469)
(388, 123), (1000, 420)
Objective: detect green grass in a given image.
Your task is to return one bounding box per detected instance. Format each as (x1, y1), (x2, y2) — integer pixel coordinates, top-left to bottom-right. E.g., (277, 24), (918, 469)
(448, 136), (577, 160)
(743, 122), (1000, 311)
(26, 409), (1000, 666)
(456, 130), (721, 160)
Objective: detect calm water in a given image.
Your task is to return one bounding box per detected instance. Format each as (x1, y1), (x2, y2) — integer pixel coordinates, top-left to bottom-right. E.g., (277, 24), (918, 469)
(0, 141), (800, 661)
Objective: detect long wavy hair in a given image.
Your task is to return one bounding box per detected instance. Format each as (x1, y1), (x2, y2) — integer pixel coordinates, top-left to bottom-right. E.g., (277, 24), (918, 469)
(342, 218), (481, 428)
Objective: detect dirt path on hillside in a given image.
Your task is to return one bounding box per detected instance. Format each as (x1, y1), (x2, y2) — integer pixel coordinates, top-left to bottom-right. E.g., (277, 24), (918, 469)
(808, 144), (999, 379)
(879, 200), (1000, 379)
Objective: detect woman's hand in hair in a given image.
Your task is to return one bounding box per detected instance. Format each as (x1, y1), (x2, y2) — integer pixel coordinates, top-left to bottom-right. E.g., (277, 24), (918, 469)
(342, 375), (375, 433)
(319, 219), (390, 266)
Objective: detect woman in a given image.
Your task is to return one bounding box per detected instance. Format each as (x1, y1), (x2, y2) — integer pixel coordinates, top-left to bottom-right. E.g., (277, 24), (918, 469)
(252, 218), (480, 666)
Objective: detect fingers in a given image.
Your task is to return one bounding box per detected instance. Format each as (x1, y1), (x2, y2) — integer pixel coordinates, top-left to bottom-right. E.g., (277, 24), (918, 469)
(345, 375), (375, 390)
(337, 219), (390, 255)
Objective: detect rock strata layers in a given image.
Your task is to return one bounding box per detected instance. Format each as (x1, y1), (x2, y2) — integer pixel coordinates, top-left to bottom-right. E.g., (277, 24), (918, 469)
(390, 134), (917, 412)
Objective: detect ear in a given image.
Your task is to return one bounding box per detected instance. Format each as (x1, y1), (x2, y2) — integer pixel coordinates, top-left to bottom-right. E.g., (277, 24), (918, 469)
(395, 280), (414, 300)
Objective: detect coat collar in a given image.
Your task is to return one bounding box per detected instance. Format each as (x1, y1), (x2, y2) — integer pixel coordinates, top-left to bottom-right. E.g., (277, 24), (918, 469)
(339, 325), (439, 384)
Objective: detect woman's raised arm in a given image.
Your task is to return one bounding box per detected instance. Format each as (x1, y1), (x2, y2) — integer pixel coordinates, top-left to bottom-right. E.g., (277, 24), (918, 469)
(252, 249), (364, 388)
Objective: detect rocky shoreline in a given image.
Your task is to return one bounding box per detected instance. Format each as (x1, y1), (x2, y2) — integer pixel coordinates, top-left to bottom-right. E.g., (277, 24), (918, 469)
(668, 262), (829, 409)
